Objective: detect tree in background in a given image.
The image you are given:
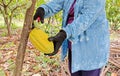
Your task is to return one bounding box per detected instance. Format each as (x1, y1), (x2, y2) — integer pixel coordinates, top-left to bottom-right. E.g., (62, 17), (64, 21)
(0, 0), (26, 37)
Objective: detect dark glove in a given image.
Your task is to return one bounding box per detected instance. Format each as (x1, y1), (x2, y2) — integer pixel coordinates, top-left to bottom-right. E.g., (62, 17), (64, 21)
(33, 7), (45, 23)
(45, 30), (67, 56)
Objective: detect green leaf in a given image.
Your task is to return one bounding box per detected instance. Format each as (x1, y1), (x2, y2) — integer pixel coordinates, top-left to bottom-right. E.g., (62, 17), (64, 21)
(0, 69), (5, 76)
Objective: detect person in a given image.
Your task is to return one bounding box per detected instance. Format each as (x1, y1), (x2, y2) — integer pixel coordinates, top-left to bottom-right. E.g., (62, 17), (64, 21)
(33, 0), (110, 76)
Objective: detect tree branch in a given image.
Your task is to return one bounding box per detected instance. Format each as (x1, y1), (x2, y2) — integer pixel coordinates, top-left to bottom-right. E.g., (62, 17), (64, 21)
(0, 7), (2, 13)
(9, 3), (26, 29)
(0, 3), (3, 7)
(6, 0), (13, 7)
(1, 0), (7, 8)
(11, 4), (26, 14)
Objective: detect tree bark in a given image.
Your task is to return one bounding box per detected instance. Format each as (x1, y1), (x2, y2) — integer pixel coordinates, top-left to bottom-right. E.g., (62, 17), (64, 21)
(3, 6), (11, 37)
(13, 0), (36, 76)
(7, 23), (11, 37)
(4, 15), (11, 37)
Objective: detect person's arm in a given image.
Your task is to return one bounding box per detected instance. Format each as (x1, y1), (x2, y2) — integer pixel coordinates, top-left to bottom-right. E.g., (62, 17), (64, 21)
(33, 0), (64, 24)
(63, 0), (105, 39)
(40, 0), (64, 18)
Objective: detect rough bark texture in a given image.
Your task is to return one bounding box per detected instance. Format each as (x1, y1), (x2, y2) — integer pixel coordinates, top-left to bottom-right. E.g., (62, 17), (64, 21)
(13, 0), (36, 76)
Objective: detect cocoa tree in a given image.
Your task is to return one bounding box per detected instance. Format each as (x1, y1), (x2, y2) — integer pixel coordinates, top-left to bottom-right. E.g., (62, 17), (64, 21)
(0, 0), (26, 37)
(13, 0), (36, 76)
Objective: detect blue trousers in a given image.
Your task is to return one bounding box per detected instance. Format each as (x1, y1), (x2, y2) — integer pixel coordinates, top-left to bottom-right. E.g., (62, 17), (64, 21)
(68, 49), (101, 76)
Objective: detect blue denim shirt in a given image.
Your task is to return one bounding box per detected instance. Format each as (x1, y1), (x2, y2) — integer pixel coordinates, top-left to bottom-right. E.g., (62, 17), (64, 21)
(40, 0), (110, 73)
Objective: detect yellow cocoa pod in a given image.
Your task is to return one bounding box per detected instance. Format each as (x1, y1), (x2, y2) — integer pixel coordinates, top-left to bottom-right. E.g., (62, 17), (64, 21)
(29, 28), (54, 53)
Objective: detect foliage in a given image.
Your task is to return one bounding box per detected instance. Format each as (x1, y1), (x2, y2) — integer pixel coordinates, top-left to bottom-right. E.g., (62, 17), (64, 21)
(36, 0), (45, 7)
(106, 0), (120, 31)
(0, 0), (30, 36)
(0, 69), (5, 76)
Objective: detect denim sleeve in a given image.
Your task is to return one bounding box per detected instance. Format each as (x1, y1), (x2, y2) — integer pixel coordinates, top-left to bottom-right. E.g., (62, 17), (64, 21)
(40, 0), (64, 18)
(63, 0), (105, 39)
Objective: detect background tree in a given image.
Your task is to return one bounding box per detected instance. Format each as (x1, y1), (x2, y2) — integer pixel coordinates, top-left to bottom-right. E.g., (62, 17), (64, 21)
(0, 0), (26, 37)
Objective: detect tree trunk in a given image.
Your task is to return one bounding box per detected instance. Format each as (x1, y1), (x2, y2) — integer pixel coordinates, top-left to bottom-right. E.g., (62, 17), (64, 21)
(4, 6), (12, 37)
(7, 22), (11, 37)
(13, 0), (36, 76)
(3, 14), (11, 37)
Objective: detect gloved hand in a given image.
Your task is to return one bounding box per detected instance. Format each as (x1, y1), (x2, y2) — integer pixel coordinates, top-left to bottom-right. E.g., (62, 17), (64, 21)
(33, 7), (45, 23)
(45, 30), (67, 56)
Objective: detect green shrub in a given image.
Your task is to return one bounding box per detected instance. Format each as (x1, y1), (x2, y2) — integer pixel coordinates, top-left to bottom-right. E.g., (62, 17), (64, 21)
(106, 0), (120, 31)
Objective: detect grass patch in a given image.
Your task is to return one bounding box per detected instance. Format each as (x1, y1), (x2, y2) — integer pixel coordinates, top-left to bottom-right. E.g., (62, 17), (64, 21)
(0, 32), (7, 37)
(0, 68), (5, 76)
(0, 25), (6, 29)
